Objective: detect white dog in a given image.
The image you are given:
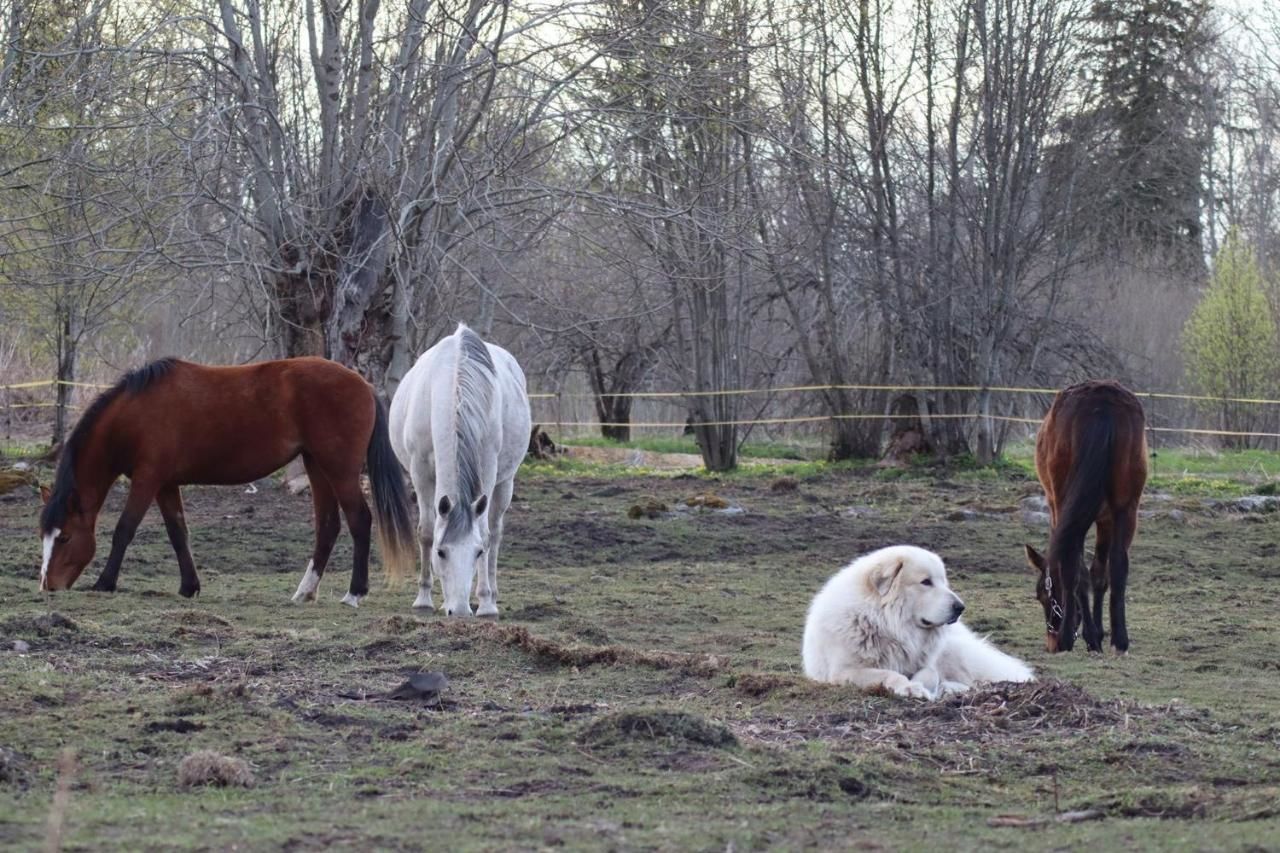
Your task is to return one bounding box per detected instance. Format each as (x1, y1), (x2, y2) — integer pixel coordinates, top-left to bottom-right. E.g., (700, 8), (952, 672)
(802, 545), (1035, 699)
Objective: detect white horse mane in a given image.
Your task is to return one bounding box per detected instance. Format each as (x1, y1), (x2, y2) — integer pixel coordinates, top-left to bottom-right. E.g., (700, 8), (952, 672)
(442, 324), (496, 543)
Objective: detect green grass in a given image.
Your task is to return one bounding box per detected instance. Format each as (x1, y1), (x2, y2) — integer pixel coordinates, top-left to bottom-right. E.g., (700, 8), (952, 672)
(2, 460), (1280, 849)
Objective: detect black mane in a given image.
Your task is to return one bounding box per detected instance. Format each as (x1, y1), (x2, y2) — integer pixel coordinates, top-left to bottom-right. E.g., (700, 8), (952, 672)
(40, 358), (180, 534)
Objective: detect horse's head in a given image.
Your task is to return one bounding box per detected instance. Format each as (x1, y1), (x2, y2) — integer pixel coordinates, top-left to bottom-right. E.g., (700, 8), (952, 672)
(1024, 544), (1078, 652)
(432, 493), (490, 617)
(39, 484), (97, 591)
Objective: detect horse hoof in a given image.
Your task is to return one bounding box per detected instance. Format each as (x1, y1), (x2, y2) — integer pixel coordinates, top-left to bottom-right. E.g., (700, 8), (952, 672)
(340, 592), (362, 609)
(1111, 647), (1128, 657)
(476, 610), (499, 620)
(90, 581), (116, 593)
(411, 592), (435, 611)
(179, 586), (200, 599)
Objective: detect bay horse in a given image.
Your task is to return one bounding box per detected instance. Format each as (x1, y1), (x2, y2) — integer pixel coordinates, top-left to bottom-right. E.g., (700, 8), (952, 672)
(1024, 380), (1147, 654)
(38, 357), (415, 605)
(389, 324), (531, 617)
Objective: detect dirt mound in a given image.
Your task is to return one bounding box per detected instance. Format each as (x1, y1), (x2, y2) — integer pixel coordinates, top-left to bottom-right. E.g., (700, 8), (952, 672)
(1, 612), (79, 637)
(435, 621), (728, 676)
(738, 680), (1167, 749)
(583, 710), (737, 749)
(162, 610), (234, 639)
(940, 679), (1137, 727)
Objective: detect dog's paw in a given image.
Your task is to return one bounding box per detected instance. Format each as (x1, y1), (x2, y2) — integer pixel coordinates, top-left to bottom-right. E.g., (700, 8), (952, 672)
(888, 673), (932, 700)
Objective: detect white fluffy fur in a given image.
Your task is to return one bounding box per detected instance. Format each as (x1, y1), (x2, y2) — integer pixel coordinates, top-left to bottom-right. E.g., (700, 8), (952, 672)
(389, 324), (531, 618)
(802, 545), (1034, 700)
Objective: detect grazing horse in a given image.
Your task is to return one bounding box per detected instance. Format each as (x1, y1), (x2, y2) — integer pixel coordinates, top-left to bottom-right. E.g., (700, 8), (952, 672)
(389, 324), (531, 617)
(1024, 380), (1146, 654)
(38, 358), (415, 605)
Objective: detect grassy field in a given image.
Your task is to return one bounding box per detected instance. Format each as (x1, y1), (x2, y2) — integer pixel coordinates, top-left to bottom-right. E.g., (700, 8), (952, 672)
(2, 452), (1279, 851)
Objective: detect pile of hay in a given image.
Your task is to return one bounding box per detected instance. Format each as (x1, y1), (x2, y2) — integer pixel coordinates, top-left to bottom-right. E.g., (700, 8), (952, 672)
(177, 750), (255, 788)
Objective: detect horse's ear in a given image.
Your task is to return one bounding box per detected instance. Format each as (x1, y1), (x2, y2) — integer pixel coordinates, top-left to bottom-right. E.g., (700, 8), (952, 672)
(40, 484), (51, 505)
(472, 494), (488, 518)
(1024, 544), (1046, 574)
(869, 559), (905, 597)
(438, 495), (452, 517)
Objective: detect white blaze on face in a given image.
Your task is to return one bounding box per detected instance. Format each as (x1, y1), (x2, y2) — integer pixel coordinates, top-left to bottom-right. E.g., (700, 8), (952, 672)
(40, 528), (60, 590)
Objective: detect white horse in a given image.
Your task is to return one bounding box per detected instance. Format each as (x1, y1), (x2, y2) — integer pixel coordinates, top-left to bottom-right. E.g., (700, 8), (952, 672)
(389, 324), (531, 617)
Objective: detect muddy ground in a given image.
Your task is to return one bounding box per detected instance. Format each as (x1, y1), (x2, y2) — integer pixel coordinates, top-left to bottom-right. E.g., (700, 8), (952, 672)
(1, 460), (1279, 850)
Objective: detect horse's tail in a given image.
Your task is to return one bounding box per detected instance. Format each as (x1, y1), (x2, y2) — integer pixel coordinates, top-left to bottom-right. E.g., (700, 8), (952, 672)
(1053, 413), (1115, 550)
(367, 395), (415, 583)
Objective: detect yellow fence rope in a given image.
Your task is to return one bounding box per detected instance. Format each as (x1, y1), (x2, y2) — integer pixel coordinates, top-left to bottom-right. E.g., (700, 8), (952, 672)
(525, 384), (1280, 406)
(6, 379), (1280, 440)
(8, 378), (1280, 406)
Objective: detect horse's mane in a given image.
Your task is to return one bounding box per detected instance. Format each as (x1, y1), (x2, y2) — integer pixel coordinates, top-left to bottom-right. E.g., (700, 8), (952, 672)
(442, 325), (495, 543)
(40, 358), (180, 534)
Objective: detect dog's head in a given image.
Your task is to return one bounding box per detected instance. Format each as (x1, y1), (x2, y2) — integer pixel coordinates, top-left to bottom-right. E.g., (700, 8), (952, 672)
(864, 546), (965, 629)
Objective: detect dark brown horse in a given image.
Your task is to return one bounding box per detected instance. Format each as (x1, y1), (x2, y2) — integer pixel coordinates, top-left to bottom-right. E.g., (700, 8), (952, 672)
(1024, 380), (1147, 654)
(38, 358), (415, 605)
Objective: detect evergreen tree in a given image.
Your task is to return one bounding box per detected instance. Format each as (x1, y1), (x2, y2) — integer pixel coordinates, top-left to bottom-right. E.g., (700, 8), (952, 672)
(1086, 0), (1214, 265)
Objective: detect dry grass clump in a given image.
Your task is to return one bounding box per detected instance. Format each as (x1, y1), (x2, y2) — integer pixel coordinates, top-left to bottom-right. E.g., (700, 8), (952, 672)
(436, 621), (728, 676)
(177, 750), (255, 789)
(685, 492), (729, 509)
(627, 497), (669, 519)
(0, 468), (36, 496)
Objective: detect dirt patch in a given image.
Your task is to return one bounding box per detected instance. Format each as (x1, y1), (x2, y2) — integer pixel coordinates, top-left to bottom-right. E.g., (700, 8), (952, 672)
(0, 745), (30, 788)
(582, 710), (737, 748)
(435, 621), (729, 676)
(146, 719), (206, 734)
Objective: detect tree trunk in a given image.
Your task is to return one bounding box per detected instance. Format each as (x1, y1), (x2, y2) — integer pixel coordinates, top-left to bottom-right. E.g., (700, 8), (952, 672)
(975, 387), (995, 466)
(598, 395), (633, 442)
(52, 311), (75, 447)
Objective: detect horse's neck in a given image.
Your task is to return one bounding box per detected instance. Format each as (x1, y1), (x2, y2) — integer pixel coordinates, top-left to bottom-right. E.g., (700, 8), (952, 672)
(73, 440), (119, 520)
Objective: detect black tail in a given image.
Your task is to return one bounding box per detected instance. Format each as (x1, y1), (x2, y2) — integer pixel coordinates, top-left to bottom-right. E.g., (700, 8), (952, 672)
(366, 395), (415, 582)
(1052, 414), (1115, 550)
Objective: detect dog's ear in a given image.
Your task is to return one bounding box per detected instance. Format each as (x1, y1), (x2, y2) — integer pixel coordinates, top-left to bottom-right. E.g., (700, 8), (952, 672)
(869, 559), (905, 597)
(1024, 544), (1046, 575)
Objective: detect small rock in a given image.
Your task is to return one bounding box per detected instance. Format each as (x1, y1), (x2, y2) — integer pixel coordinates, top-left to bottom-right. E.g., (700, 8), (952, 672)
(1019, 495), (1049, 513)
(947, 509), (980, 522)
(11, 640), (30, 653)
(1233, 495), (1280, 514)
(1021, 510), (1051, 526)
(387, 671), (448, 701)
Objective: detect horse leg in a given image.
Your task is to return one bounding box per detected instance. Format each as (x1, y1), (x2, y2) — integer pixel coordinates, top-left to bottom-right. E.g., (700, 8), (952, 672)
(332, 477), (373, 608)
(1110, 508), (1136, 654)
(292, 458), (341, 603)
(476, 478), (514, 618)
(156, 486), (200, 598)
(90, 479), (159, 592)
(410, 456), (437, 611)
(1090, 517), (1113, 640)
